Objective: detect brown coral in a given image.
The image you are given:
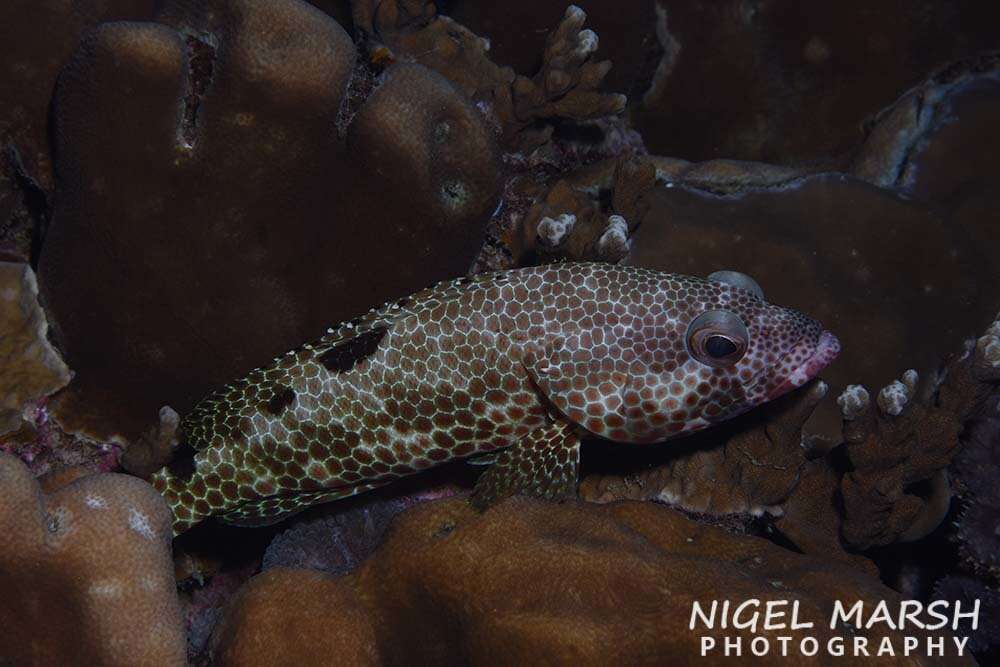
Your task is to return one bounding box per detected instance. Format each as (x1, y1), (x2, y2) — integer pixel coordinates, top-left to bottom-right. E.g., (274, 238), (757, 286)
(210, 497), (969, 665)
(837, 314), (1000, 549)
(0, 262), (70, 435)
(634, 1), (1000, 165)
(0, 453), (185, 666)
(38, 0), (499, 442)
(353, 2), (626, 151)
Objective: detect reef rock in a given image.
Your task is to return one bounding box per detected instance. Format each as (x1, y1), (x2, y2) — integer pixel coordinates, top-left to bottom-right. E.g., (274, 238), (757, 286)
(0, 453), (185, 666)
(209, 496), (968, 665)
(0, 262), (70, 435)
(38, 0), (500, 442)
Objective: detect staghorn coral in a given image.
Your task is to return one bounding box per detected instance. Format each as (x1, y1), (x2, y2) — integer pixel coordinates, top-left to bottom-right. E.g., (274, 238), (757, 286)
(0, 453), (185, 666)
(445, 1), (659, 100)
(353, 2), (627, 152)
(38, 0), (499, 443)
(210, 497), (969, 665)
(837, 314), (1000, 550)
(0, 262), (70, 435)
(502, 157), (652, 264)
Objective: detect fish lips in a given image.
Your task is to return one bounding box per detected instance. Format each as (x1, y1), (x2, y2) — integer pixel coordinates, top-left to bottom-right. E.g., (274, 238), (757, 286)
(766, 330), (841, 401)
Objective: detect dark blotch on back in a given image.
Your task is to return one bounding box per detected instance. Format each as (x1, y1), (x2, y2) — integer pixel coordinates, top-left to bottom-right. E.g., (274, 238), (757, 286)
(266, 385), (296, 415)
(319, 326), (388, 373)
(166, 440), (198, 483)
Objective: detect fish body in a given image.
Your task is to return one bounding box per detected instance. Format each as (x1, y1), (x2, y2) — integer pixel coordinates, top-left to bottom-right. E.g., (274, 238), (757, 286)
(152, 263), (840, 535)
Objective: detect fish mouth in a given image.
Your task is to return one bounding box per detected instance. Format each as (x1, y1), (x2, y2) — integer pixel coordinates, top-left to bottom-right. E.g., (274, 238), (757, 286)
(766, 330), (841, 400)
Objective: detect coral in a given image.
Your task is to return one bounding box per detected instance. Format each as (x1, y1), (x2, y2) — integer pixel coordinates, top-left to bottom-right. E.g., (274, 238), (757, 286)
(38, 0), (499, 442)
(948, 392), (1000, 579)
(210, 497), (968, 665)
(210, 568), (380, 666)
(837, 314), (1000, 549)
(444, 1), (659, 99)
(0, 0), (157, 189)
(852, 53), (1000, 260)
(851, 54), (1000, 191)
(0, 262), (70, 435)
(932, 576), (1000, 656)
(633, 1), (1000, 165)
(579, 378), (827, 517)
(353, 2), (626, 151)
(262, 493), (418, 575)
(0, 453), (185, 666)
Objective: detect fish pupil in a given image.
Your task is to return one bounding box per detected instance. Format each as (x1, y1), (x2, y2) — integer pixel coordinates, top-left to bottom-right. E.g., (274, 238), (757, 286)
(705, 335), (738, 358)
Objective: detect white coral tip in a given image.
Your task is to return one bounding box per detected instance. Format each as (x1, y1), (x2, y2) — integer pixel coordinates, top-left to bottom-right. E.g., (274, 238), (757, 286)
(837, 384), (870, 420)
(537, 213), (576, 247)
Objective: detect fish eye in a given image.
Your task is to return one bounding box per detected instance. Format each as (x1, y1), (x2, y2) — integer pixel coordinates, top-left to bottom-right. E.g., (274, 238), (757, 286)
(686, 310), (749, 368)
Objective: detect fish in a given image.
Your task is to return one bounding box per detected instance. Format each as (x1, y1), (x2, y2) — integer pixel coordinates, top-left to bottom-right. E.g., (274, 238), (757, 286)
(151, 262), (840, 535)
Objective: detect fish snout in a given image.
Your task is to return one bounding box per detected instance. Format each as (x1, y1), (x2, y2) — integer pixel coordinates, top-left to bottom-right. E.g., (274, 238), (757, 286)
(766, 330), (841, 400)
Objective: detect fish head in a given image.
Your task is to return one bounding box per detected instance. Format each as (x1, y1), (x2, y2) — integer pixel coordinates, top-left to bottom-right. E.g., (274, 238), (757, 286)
(638, 270), (840, 440)
(535, 268), (841, 443)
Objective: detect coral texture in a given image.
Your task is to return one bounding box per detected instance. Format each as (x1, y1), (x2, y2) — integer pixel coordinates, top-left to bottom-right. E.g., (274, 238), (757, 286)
(353, 2), (627, 151)
(0, 453), (185, 666)
(838, 314), (1000, 549)
(634, 1), (1000, 165)
(210, 497), (969, 665)
(951, 394), (1000, 579)
(0, 262), (70, 435)
(38, 0), (499, 442)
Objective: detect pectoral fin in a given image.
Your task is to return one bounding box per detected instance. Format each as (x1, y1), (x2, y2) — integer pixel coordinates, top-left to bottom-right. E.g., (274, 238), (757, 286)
(470, 419), (581, 510)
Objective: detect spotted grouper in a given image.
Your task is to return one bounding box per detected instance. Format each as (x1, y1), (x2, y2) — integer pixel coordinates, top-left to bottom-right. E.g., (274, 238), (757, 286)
(152, 263), (840, 535)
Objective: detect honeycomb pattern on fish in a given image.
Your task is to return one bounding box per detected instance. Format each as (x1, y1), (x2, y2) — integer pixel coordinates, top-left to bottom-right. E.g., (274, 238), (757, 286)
(151, 263), (839, 535)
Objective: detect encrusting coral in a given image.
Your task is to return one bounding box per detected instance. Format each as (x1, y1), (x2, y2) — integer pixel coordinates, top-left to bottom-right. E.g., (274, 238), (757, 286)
(209, 497), (970, 666)
(38, 0), (500, 443)
(0, 262), (70, 435)
(0, 453), (185, 666)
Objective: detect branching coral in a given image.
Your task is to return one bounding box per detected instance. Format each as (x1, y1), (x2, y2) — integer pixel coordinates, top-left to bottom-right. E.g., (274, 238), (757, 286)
(0, 262), (70, 435)
(353, 2), (626, 151)
(837, 314), (1000, 549)
(0, 453), (185, 666)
